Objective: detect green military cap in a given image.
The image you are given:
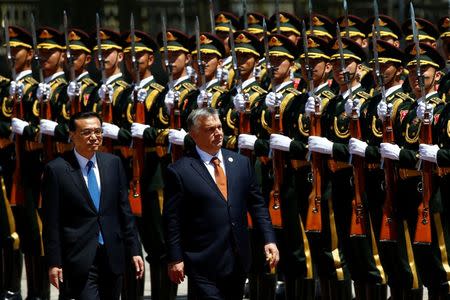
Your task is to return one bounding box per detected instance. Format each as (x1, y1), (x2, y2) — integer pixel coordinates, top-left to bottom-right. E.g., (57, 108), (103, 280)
(438, 16), (450, 39)
(298, 35), (331, 60)
(241, 12), (267, 35)
(6, 26), (32, 49)
(368, 39), (403, 65)
(268, 33), (298, 60)
(91, 28), (122, 51)
(304, 14), (335, 41)
(269, 12), (301, 36)
(122, 29), (157, 54)
(215, 12), (240, 33)
(37, 27), (64, 50)
(404, 42), (445, 70)
(336, 15), (366, 39)
(233, 30), (262, 57)
(402, 18), (439, 43)
(365, 15), (402, 40)
(67, 28), (91, 53)
(157, 28), (190, 53)
(329, 37), (366, 62)
(189, 32), (225, 58)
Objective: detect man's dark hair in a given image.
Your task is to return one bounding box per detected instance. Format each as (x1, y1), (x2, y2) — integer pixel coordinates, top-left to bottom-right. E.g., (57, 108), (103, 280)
(69, 111), (102, 132)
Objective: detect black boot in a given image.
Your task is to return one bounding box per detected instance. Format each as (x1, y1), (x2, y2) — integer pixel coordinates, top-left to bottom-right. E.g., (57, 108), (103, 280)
(353, 281), (366, 300)
(365, 283), (387, 300)
(149, 260), (177, 300)
(319, 278), (331, 300)
(329, 279), (352, 300)
(2, 246), (22, 300)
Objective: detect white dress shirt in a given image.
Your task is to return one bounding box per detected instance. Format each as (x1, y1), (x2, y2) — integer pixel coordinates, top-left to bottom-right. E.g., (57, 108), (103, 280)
(196, 146), (227, 183)
(74, 149), (101, 193)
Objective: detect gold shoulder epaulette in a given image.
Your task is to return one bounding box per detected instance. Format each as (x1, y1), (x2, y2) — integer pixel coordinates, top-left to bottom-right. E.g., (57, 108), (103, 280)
(24, 76), (38, 85)
(53, 77), (67, 85)
(0, 75), (10, 84)
(394, 91), (413, 102)
(81, 77), (96, 86)
(360, 64), (372, 72)
(115, 80), (129, 88)
(212, 85), (227, 93)
(150, 82), (165, 92)
(356, 91), (370, 99)
(251, 85), (266, 95)
(182, 82), (196, 91)
(428, 96), (444, 106)
(286, 87), (301, 96)
(321, 90), (335, 99)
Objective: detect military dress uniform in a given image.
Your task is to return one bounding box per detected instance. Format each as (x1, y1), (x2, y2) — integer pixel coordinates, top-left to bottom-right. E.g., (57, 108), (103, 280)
(437, 17), (450, 102)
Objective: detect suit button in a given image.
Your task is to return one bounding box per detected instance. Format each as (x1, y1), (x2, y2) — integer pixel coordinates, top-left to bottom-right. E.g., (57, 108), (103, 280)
(232, 222), (236, 227)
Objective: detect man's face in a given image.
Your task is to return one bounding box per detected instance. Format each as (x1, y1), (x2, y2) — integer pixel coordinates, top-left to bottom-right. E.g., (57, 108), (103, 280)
(95, 49), (123, 74)
(124, 51), (154, 80)
(407, 64), (441, 97)
(190, 114), (223, 155)
(331, 58), (359, 86)
(70, 50), (91, 75)
(70, 117), (103, 156)
(237, 52), (257, 78)
(300, 58), (331, 84)
(192, 53), (221, 80)
(377, 62), (402, 86)
(269, 55), (292, 82)
(40, 48), (63, 75)
(12, 47), (33, 73)
(166, 51), (189, 76)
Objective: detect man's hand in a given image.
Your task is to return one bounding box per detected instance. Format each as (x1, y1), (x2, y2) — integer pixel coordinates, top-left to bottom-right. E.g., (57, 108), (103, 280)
(132, 256), (145, 280)
(168, 261), (185, 284)
(49, 267), (63, 289)
(264, 243), (279, 272)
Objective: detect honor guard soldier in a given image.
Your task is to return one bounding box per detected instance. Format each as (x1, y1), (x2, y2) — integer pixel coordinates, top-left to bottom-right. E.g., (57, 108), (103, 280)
(303, 14), (335, 43)
(123, 29), (177, 300)
(437, 17), (450, 102)
(380, 43), (447, 299)
(9, 26), (50, 300)
(353, 40), (414, 299)
(307, 37), (372, 299)
(157, 29), (199, 155)
(65, 29), (97, 113)
(214, 12), (240, 90)
(402, 17), (440, 48)
(365, 15), (403, 48)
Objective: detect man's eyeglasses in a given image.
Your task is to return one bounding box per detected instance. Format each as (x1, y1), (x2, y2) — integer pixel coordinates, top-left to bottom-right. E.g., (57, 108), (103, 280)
(79, 128), (103, 137)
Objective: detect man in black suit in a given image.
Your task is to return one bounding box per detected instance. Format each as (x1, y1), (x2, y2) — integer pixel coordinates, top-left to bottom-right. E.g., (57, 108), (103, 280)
(163, 107), (279, 299)
(42, 112), (144, 299)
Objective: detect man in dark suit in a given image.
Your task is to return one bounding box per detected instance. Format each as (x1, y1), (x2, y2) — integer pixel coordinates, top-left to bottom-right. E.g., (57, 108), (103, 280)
(163, 107), (279, 299)
(42, 112), (144, 300)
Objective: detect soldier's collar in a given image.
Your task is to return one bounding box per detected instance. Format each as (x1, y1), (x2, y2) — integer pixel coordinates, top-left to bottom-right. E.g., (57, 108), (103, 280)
(206, 78), (219, 90)
(138, 75), (154, 88)
(313, 82), (329, 94)
(341, 83), (361, 100)
(76, 71), (90, 81)
(222, 56), (232, 65)
(172, 75), (190, 88)
(16, 70), (32, 82)
(275, 80), (293, 93)
(106, 72), (123, 85)
(385, 84), (402, 98)
(242, 77), (256, 90)
(44, 71), (65, 83)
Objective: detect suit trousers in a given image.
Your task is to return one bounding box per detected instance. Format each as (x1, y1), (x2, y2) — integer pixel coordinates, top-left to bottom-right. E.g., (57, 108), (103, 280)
(60, 245), (123, 300)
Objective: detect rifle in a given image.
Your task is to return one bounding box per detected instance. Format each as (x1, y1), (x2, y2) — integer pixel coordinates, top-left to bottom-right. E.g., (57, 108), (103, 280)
(96, 13), (113, 153)
(196, 17), (208, 107)
(336, 24), (366, 237)
(264, 21), (282, 228)
(308, 0), (314, 37)
(162, 15), (182, 162)
(372, 2), (398, 241)
(242, 0), (248, 30)
(32, 14), (54, 163)
(6, 16), (25, 206)
(128, 13), (143, 216)
(411, 2), (432, 245)
(343, 0), (350, 39)
(63, 11), (80, 115)
(209, 0), (216, 35)
(302, 22), (322, 233)
(180, 0), (186, 33)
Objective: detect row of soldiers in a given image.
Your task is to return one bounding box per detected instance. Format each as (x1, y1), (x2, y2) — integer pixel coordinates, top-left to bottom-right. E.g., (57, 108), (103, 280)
(1, 6), (450, 300)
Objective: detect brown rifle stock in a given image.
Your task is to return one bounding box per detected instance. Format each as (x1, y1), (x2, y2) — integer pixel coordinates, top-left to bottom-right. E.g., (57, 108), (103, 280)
(170, 92), (183, 162)
(10, 94), (25, 206)
(100, 95), (114, 153)
(40, 99), (54, 163)
(269, 105), (283, 228)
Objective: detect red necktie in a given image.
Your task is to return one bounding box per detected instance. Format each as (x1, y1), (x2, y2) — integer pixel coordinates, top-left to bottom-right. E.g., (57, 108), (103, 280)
(211, 157), (227, 200)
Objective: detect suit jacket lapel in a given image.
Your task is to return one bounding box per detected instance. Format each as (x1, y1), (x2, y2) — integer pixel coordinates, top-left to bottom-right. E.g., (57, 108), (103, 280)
(65, 151), (97, 212)
(222, 152), (237, 203)
(96, 153), (107, 212)
(190, 155), (227, 202)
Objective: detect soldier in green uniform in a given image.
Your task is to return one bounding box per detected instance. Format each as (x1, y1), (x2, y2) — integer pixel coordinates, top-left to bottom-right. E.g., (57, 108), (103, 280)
(156, 29), (199, 152)
(268, 34), (336, 299)
(351, 40), (415, 299)
(437, 16), (450, 102)
(365, 15), (403, 48)
(402, 17), (440, 48)
(307, 37), (372, 299)
(380, 43), (448, 299)
(213, 12), (240, 90)
(123, 29), (176, 300)
(65, 28), (97, 113)
(303, 14), (335, 43)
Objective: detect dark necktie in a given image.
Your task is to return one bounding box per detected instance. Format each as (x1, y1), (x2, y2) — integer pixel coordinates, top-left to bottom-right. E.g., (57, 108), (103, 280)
(211, 157), (227, 200)
(86, 160), (104, 245)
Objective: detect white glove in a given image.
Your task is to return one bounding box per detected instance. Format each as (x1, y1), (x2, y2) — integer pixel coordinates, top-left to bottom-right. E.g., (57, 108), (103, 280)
(67, 80), (80, 98)
(270, 133), (292, 152)
(265, 92), (283, 112)
(345, 98), (361, 117)
(187, 65), (196, 79)
(136, 88), (147, 103)
(305, 96), (321, 115)
(168, 128), (186, 146)
(349, 137), (368, 158)
(416, 101), (433, 121)
(9, 81), (24, 98)
(377, 101), (389, 120)
(36, 83), (50, 101)
(380, 143), (401, 160)
(217, 67), (229, 83)
(11, 118), (28, 135)
(164, 89), (175, 111)
(197, 90), (213, 108)
(233, 93), (246, 112)
(39, 119), (58, 136)
(238, 134), (257, 150)
(102, 122), (120, 140)
(98, 84), (114, 102)
(308, 136), (333, 155)
(131, 122), (150, 139)
(419, 144), (439, 163)
(253, 65), (262, 79)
